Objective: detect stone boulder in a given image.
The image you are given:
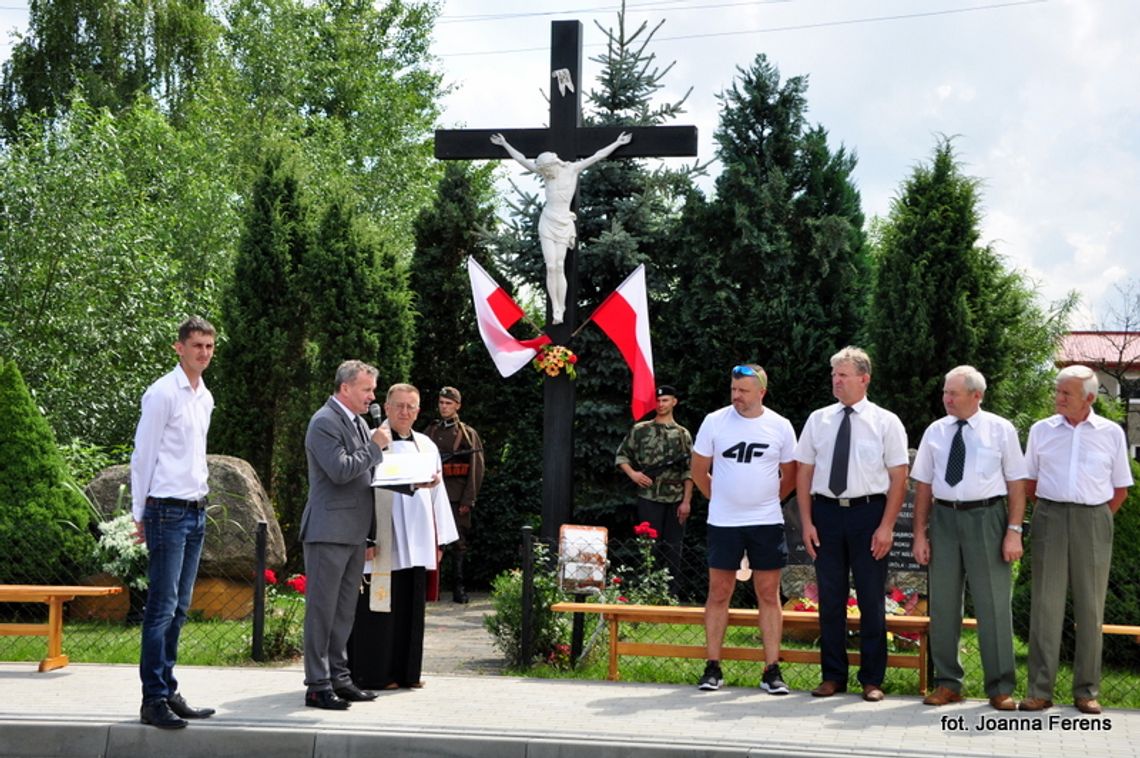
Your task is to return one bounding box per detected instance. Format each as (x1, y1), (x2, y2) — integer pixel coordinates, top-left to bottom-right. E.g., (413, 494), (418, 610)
(86, 454), (288, 578)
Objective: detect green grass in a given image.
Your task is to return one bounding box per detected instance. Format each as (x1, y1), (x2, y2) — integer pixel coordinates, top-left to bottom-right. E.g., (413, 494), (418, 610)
(518, 620), (1140, 709)
(0, 618), (267, 667)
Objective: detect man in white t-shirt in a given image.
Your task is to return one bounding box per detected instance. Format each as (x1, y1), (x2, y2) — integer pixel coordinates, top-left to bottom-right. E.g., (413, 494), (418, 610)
(690, 364), (797, 693)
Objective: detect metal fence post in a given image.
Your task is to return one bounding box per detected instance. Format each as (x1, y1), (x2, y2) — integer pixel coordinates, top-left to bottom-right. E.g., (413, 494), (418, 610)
(251, 521), (267, 662)
(520, 525), (535, 667)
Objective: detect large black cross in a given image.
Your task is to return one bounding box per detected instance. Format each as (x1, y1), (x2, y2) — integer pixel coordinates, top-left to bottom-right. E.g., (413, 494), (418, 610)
(435, 20), (698, 543)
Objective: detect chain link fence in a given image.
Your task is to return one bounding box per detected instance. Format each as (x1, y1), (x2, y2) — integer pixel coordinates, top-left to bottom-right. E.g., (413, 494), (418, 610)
(0, 512), (292, 667)
(510, 508), (1140, 708)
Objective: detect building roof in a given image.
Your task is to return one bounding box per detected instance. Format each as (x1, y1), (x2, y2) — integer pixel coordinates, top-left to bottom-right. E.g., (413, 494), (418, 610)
(1057, 331), (1140, 369)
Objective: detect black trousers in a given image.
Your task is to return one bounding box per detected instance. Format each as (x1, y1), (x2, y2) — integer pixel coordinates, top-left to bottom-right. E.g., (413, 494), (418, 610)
(346, 567), (426, 689)
(636, 497), (686, 592)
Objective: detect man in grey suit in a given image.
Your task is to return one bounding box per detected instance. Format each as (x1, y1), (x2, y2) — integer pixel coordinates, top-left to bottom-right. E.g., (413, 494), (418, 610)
(301, 360), (392, 709)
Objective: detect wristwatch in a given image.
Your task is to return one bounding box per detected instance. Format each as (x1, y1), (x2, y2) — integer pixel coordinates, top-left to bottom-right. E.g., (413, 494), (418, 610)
(1007, 524), (1024, 533)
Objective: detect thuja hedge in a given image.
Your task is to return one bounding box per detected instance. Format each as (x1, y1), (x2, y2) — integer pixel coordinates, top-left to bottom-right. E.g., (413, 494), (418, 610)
(0, 357), (97, 585)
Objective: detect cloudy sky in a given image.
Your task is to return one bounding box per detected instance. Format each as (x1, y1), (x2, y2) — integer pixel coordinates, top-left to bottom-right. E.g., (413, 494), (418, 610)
(2, 0), (1136, 325)
(432, 0), (1138, 326)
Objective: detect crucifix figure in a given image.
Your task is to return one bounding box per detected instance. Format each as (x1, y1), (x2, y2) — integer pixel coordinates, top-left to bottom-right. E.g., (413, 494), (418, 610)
(489, 131), (632, 324)
(435, 20), (697, 541)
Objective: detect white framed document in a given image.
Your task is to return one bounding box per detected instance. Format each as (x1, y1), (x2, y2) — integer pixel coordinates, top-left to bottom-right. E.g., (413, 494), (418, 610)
(371, 451), (437, 487)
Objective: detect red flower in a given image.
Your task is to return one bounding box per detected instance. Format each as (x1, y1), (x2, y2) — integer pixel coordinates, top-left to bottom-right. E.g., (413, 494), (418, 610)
(618, 596), (629, 603)
(568, 354), (578, 364)
(264, 569), (278, 585)
(286, 574), (307, 595)
(847, 597), (858, 607)
(633, 521), (659, 539)
(611, 576), (622, 585)
(890, 587), (907, 603)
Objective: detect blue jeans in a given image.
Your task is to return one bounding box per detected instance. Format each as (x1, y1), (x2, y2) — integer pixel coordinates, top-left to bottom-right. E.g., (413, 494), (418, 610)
(140, 500), (205, 704)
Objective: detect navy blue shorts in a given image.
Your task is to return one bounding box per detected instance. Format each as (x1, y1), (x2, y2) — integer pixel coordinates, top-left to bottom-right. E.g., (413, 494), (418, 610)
(707, 523), (788, 571)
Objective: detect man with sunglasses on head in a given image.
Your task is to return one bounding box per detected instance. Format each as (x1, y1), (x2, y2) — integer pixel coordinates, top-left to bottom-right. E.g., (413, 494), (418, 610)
(691, 364), (797, 693)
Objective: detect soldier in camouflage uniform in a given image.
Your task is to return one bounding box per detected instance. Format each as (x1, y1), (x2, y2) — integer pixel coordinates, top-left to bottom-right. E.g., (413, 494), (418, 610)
(615, 385), (693, 592)
(424, 386), (484, 604)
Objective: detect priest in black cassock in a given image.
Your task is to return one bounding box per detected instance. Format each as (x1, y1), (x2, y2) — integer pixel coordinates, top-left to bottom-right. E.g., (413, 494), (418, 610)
(347, 383), (458, 690)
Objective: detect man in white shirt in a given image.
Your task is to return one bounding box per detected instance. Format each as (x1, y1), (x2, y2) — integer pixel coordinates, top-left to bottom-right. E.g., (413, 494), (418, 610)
(690, 364), (797, 694)
(346, 384), (458, 690)
(795, 347), (908, 702)
(1019, 365), (1133, 715)
(912, 365), (1027, 712)
(131, 317), (218, 729)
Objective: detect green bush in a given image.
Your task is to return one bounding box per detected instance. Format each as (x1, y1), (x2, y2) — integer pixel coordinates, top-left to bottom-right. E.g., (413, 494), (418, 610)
(483, 541), (568, 666)
(0, 357), (97, 584)
(1013, 456), (1140, 669)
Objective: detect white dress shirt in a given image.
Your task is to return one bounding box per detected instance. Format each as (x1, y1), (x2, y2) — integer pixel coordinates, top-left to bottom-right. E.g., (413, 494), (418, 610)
(795, 397), (909, 498)
(912, 409), (1027, 501)
(130, 364), (214, 520)
(1025, 410), (1133, 505)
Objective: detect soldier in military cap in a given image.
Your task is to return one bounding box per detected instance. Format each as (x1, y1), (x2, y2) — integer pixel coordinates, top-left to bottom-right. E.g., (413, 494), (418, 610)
(615, 384), (693, 592)
(424, 386), (484, 603)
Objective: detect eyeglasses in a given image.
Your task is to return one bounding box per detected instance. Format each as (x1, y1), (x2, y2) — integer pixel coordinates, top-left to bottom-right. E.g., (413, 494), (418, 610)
(388, 402), (419, 413)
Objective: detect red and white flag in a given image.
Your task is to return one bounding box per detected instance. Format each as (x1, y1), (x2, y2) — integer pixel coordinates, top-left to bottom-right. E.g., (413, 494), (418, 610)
(588, 264), (656, 419)
(467, 257), (551, 377)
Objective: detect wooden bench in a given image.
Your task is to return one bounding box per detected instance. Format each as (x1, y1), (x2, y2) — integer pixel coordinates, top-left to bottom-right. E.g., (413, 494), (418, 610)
(551, 602), (933, 692)
(0, 584), (123, 671)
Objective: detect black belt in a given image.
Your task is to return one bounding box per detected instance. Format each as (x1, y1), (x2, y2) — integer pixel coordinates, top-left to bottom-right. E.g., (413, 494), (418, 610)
(934, 496), (1003, 511)
(813, 493), (886, 508)
(147, 496), (208, 510)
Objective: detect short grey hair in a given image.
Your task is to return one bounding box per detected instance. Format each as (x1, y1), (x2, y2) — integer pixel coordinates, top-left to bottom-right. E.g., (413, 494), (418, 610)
(334, 360), (378, 391)
(830, 346), (872, 376)
(945, 365), (987, 394)
(1057, 364), (1099, 398)
(386, 383), (420, 401)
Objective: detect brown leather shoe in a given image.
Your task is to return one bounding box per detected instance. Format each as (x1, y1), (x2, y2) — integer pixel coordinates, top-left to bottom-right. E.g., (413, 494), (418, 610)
(1075, 698), (1102, 715)
(811, 680), (847, 697)
(1018, 697), (1053, 711)
(862, 684), (885, 702)
(989, 694), (1016, 711)
(922, 686), (963, 706)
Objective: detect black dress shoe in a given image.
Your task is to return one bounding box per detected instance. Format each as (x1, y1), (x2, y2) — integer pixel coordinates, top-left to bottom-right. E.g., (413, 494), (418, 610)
(168, 692), (216, 719)
(334, 683), (378, 702)
(305, 690), (350, 710)
(140, 699), (188, 729)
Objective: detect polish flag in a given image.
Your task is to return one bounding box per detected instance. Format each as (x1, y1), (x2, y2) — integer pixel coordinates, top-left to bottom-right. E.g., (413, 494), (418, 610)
(467, 257), (552, 377)
(588, 265), (656, 419)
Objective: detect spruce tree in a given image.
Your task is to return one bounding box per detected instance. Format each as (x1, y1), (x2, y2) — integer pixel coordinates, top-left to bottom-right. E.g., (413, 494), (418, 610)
(868, 138), (1068, 439)
(0, 357), (96, 585)
(658, 54), (869, 430)
(497, 9), (701, 530)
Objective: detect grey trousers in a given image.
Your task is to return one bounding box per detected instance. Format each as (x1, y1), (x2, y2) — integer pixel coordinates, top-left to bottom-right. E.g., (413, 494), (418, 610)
(302, 541), (366, 692)
(1026, 498), (1114, 701)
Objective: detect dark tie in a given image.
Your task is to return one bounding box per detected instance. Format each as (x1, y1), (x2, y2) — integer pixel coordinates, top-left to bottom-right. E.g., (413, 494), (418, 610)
(828, 406), (854, 497)
(354, 415), (370, 446)
(945, 419), (967, 486)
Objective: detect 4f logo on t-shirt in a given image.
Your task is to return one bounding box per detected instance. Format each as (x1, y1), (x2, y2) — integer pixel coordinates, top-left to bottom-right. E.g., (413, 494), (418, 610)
(722, 441), (769, 463)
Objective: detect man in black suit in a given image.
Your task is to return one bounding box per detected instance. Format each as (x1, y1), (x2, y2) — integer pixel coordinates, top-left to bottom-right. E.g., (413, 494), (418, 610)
(300, 360), (391, 709)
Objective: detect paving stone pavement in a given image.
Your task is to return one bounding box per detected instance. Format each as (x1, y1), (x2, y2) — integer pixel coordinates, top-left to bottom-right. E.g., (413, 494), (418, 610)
(2, 593), (1139, 757)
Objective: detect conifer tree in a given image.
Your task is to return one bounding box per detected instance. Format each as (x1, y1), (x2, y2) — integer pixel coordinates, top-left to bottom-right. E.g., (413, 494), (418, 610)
(0, 357), (96, 585)
(497, 8), (700, 529)
(868, 138), (1069, 439)
(211, 145), (309, 490)
(657, 54), (868, 431)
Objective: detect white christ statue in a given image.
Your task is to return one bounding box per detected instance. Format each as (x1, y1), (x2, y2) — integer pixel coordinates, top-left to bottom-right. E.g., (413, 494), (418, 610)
(490, 131), (632, 325)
